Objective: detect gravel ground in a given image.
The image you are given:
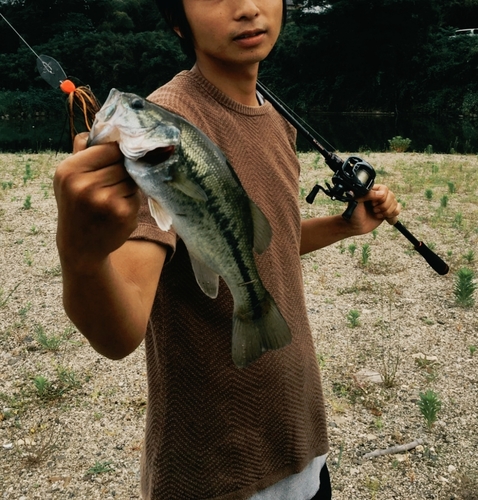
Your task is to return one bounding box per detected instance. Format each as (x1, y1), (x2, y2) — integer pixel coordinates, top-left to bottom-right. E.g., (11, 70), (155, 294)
(1, 151), (477, 500)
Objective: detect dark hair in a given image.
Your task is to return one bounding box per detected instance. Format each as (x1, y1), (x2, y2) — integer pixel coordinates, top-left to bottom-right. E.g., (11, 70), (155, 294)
(155, 0), (288, 59)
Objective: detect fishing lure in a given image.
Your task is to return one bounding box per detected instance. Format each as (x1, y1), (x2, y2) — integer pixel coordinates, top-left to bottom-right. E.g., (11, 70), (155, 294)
(37, 54), (101, 144)
(1, 12), (100, 146)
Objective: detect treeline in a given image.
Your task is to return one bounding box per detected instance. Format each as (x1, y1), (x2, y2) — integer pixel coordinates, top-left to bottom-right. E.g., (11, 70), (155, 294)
(1, 0), (478, 118)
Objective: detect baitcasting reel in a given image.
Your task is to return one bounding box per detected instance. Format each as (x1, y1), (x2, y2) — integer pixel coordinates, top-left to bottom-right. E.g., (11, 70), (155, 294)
(256, 79), (449, 275)
(305, 155), (376, 220)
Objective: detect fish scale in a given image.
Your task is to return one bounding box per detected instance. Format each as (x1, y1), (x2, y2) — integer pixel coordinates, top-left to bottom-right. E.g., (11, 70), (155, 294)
(88, 88), (292, 367)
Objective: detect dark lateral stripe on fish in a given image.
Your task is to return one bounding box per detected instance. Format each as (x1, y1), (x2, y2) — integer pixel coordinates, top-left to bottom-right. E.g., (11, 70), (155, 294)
(184, 158), (263, 319)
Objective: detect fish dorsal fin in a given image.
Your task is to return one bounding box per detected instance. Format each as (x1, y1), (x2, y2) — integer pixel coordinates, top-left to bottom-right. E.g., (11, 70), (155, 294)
(249, 200), (272, 254)
(168, 171), (208, 202)
(148, 197), (173, 231)
(189, 254), (219, 299)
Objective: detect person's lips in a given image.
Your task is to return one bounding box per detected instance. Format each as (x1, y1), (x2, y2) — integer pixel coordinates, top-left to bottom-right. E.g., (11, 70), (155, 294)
(233, 29), (267, 47)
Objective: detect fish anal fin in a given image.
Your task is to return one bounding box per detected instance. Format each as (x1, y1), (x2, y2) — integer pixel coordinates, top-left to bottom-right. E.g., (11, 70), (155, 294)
(148, 197), (172, 231)
(231, 293), (292, 368)
(189, 255), (219, 298)
(249, 200), (272, 255)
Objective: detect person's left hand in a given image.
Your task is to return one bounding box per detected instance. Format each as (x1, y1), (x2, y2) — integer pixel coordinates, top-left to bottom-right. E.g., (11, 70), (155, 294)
(348, 183), (401, 235)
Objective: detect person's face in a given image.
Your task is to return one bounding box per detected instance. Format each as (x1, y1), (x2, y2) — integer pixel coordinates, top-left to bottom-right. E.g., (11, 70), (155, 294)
(179, 0), (283, 69)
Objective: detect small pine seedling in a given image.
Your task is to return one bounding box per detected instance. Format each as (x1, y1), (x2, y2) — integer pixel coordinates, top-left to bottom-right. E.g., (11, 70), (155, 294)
(440, 195), (448, 208)
(469, 345), (476, 357)
(23, 195), (32, 210)
(417, 390), (442, 430)
(361, 243), (371, 266)
(463, 250), (475, 264)
(348, 243), (357, 257)
(425, 189), (433, 200)
(454, 267), (476, 308)
(23, 163), (33, 185)
(453, 212), (463, 228)
(346, 309), (361, 328)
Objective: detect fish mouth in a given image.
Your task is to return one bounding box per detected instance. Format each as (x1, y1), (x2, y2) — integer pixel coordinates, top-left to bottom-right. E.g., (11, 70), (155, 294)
(141, 145), (176, 165)
(233, 29), (267, 41)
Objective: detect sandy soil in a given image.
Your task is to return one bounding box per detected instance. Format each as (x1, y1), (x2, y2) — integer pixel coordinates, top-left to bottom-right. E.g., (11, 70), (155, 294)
(1, 151), (477, 500)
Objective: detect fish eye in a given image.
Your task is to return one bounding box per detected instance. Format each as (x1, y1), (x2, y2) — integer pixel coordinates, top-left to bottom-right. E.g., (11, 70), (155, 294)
(131, 98), (144, 110)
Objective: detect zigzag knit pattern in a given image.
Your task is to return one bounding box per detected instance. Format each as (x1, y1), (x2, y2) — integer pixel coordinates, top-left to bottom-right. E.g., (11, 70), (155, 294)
(131, 69), (329, 500)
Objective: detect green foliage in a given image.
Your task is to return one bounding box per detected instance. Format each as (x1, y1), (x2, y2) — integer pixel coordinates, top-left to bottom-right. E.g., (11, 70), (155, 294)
(86, 460), (115, 475)
(454, 267), (476, 307)
(0, 0), (477, 118)
(35, 325), (63, 351)
(346, 309), (361, 328)
(22, 195), (31, 210)
(33, 375), (52, 398)
(388, 136), (412, 152)
(417, 390), (442, 429)
(23, 163), (32, 184)
(463, 250), (475, 264)
(453, 212), (463, 228)
(361, 243), (371, 266)
(425, 189), (433, 200)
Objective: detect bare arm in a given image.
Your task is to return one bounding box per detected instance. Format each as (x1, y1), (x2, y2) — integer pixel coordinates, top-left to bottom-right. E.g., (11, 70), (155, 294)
(54, 134), (165, 359)
(300, 184), (400, 255)
(60, 240), (166, 359)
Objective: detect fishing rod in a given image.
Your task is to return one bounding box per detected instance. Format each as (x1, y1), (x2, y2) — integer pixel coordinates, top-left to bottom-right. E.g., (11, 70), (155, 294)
(257, 80), (449, 276)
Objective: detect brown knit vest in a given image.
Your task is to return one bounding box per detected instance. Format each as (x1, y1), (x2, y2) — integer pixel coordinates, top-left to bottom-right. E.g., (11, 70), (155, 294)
(130, 68), (329, 500)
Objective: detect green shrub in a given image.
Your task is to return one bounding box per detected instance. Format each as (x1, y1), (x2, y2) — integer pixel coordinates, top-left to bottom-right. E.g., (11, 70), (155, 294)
(388, 136), (411, 152)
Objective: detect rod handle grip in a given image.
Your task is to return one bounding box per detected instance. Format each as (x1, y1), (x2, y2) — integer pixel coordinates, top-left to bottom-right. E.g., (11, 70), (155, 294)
(414, 242), (450, 275)
(386, 216), (399, 225)
(388, 219), (450, 275)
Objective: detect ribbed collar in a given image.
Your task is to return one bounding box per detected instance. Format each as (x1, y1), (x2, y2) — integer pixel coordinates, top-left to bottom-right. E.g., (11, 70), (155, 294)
(175, 65), (274, 117)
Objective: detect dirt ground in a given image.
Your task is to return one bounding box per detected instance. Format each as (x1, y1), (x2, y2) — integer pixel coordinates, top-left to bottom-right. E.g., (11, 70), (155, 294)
(1, 151), (477, 500)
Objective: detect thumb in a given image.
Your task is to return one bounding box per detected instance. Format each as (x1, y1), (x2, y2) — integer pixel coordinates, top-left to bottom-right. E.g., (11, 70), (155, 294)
(73, 132), (89, 154)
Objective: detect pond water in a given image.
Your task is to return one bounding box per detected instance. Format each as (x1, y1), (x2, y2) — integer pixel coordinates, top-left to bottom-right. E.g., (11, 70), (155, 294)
(0, 114), (72, 153)
(298, 113), (478, 154)
(1, 112), (477, 155)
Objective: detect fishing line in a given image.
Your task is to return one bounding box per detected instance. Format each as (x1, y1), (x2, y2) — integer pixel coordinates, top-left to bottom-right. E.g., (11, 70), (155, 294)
(258, 80), (449, 275)
(1, 12), (100, 147)
(0, 12), (52, 74)
(0, 12), (41, 58)
(257, 80), (337, 153)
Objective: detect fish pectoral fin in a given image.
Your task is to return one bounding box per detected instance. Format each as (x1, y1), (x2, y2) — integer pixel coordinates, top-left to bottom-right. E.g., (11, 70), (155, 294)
(189, 255), (219, 299)
(167, 172), (208, 202)
(249, 200), (272, 254)
(148, 197), (173, 231)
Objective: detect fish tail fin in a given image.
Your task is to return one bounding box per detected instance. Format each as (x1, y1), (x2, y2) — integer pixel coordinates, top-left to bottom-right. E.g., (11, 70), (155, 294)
(232, 294), (292, 368)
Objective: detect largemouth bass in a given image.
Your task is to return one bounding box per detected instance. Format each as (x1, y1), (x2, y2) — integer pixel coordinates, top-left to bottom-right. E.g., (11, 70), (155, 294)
(88, 88), (291, 367)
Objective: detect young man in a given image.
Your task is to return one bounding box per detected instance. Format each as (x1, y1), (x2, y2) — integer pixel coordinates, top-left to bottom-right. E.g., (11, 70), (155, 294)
(54, 0), (400, 498)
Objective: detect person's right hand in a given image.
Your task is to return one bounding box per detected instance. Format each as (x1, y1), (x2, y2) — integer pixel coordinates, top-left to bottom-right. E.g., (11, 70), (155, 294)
(54, 133), (141, 272)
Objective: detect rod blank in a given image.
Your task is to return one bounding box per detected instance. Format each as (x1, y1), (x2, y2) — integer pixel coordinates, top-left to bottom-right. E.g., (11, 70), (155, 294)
(257, 80), (450, 276)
